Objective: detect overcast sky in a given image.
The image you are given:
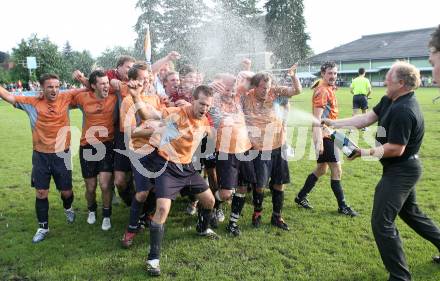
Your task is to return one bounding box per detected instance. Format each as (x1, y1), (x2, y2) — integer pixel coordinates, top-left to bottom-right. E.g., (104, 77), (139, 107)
(0, 0), (438, 58)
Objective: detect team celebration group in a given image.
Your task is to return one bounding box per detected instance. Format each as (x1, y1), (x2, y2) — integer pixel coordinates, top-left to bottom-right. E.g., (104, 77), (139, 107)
(1, 25), (440, 281)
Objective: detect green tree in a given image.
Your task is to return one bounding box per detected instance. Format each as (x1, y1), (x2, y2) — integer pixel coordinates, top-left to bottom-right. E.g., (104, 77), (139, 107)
(0, 68), (12, 83)
(135, 0), (208, 67)
(10, 34), (65, 82)
(96, 46), (137, 70)
(62, 49), (95, 83)
(264, 0), (311, 68)
(219, 0), (261, 17)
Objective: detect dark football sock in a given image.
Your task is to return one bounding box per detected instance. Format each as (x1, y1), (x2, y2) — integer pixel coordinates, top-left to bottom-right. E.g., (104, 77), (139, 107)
(148, 221), (164, 260)
(297, 173), (318, 199)
(36, 197), (49, 229)
(331, 180), (347, 208)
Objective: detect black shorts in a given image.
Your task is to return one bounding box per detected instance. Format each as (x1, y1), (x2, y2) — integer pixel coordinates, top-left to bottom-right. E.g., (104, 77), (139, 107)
(151, 152), (209, 200)
(113, 130), (132, 172)
(79, 142), (114, 179)
(202, 153), (217, 169)
(196, 136), (216, 170)
(353, 94), (368, 110)
(317, 138), (340, 163)
(31, 150), (72, 190)
(131, 153), (156, 193)
(216, 151), (256, 189)
(253, 147), (290, 188)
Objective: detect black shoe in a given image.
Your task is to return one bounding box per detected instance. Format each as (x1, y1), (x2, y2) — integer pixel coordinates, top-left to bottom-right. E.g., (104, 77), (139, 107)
(252, 211), (262, 228)
(138, 214), (153, 230)
(433, 255), (440, 263)
(294, 197), (313, 209)
(226, 223), (241, 236)
(338, 206), (358, 217)
(271, 215), (289, 231)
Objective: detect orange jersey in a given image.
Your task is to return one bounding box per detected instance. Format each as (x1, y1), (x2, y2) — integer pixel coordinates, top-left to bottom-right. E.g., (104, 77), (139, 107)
(312, 82), (339, 120)
(149, 105), (210, 164)
(120, 93), (163, 155)
(241, 87), (290, 151)
(71, 91), (118, 146)
(211, 93), (252, 153)
(14, 90), (83, 153)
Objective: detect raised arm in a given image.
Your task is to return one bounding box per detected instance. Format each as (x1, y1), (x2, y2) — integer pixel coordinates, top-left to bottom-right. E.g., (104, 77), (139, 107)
(72, 70), (90, 89)
(0, 85), (17, 105)
(128, 81), (162, 121)
(151, 51), (181, 75)
(323, 111), (378, 129)
(286, 64), (302, 96)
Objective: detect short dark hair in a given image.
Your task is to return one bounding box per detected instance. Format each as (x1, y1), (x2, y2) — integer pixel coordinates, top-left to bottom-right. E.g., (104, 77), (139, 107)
(128, 61), (149, 80)
(39, 73), (59, 86)
(116, 56), (136, 68)
(429, 25), (440, 52)
(250, 72), (271, 88)
(89, 70), (107, 85)
(179, 65), (196, 77)
(358, 68), (366, 75)
(320, 61), (337, 73)
(193, 85), (213, 100)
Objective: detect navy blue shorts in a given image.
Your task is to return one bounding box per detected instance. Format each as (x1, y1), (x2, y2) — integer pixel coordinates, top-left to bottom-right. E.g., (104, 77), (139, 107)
(353, 94), (368, 110)
(79, 141), (114, 179)
(113, 130), (132, 172)
(216, 151), (256, 190)
(317, 138), (340, 163)
(31, 150), (72, 190)
(131, 153), (156, 193)
(151, 151), (209, 200)
(253, 147), (290, 188)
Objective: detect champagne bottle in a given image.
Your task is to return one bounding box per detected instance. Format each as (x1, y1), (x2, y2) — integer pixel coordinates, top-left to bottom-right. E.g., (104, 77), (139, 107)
(322, 125), (358, 158)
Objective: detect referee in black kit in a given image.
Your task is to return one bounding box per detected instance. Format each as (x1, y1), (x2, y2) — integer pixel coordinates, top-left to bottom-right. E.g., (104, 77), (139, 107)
(323, 61), (440, 281)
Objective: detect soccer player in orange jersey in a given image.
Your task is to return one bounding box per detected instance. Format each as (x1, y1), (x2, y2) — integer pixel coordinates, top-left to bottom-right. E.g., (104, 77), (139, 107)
(71, 70), (117, 231)
(294, 61), (358, 217)
(242, 66), (301, 231)
(117, 62), (165, 248)
(129, 84), (217, 276)
(0, 74), (87, 243)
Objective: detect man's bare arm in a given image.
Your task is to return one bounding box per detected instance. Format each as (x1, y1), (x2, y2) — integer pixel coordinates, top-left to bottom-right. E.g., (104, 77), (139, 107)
(323, 111), (378, 129)
(0, 85), (17, 105)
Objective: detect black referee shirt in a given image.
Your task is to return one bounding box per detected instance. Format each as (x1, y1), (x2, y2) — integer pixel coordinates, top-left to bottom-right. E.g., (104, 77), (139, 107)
(372, 92), (424, 166)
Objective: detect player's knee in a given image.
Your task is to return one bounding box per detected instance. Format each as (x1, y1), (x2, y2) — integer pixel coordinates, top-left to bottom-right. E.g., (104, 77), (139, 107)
(61, 190), (72, 198)
(135, 191), (148, 202)
(156, 205), (169, 222)
(201, 193), (215, 209)
(114, 174), (126, 189)
(36, 189), (48, 199)
(315, 166), (327, 177)
(219, 189), (232, 201)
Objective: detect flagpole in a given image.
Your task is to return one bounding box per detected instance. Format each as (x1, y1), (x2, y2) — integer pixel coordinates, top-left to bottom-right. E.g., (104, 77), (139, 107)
(144, 24), (152, 68)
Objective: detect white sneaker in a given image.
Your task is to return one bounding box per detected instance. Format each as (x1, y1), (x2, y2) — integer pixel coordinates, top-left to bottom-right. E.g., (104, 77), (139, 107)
(146, 259), (161, 276)
(32, 228), (49, 243)
(186, 201), (198, 216)
(87, 211), (96, 224)
(64, 208), (75, 224)
(101, 217), (111, 231)
(215, 208), (225, 222)
(198, 228), (220, 239)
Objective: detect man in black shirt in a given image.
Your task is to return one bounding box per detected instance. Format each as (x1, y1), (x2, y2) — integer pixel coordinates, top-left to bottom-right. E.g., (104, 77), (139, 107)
(323, 61), (440, 281)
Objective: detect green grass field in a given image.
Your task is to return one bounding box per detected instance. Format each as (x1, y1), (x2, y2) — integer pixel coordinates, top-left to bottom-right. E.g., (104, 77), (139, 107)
(1, 87), (440, 281)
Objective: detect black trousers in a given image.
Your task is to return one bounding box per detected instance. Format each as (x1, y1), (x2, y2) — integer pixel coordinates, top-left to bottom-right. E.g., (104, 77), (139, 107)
(371, 159), (440, 281)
